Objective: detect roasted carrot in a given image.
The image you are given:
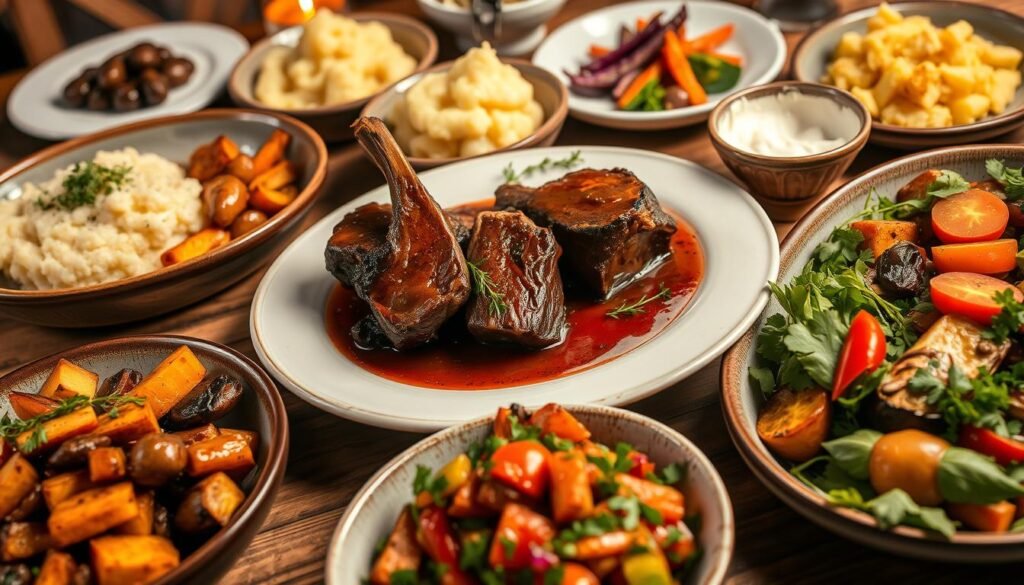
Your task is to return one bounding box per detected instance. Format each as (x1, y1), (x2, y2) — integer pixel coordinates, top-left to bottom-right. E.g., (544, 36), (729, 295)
(616, 473), (685, 523)
(662, 30), (707, 106)
(616, 61), (662, 110)
(370, 507), (422, 585)
(948, 501), (1017, 533)
(636, 17), (647, 31)
(572, 530), (636, 560)
(550, 450), (594, 524)
(251, 129), (291, 176)
(494, 406), (514, 440)
(686, 23), (734, 52)
(529, 404), (591, 442)
(588, 44), (611, 58)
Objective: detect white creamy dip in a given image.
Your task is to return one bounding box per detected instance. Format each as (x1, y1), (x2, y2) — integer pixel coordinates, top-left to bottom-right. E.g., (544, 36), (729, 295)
(717, 90), (860, 157)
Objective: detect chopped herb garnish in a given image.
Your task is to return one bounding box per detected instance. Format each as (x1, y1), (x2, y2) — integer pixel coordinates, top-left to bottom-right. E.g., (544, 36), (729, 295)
(502, 150), (584, 184)
(411, 465), (448, 506)
(606, 284), (672, 319)
(35, 161), (132, 211)
(0, 394), (144, 453)
(467, 260), (508, 316)
(987, 159), (1024, 201)
(984, 288), (1024, 343)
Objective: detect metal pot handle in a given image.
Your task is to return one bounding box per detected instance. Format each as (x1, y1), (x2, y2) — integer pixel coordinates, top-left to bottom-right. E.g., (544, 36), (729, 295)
(471, 0), (503, 44)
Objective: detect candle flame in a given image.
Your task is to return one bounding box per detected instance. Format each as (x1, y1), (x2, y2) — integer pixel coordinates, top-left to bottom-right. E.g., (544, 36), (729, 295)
(298, 0), (316, 19)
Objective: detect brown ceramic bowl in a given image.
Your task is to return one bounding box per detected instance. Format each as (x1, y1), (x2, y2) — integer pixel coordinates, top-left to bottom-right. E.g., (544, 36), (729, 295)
(325, 404), (733, 584)
(228, 12), (438, 143)
(0, 334), (289, 583)
(792, 1), (1024, 150)
(708, 81), (871, 221)
(720, 144), (1024, 562)
(0, 109), (327, 327)
(359, 58), (569, 170)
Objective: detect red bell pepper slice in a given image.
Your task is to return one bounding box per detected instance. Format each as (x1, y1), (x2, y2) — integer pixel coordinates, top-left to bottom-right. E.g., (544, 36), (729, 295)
(417, 507), (475, 585)
(489, 441), (552, 498)
(832, 310), (886, 400)
(959, 425), (1024, 467)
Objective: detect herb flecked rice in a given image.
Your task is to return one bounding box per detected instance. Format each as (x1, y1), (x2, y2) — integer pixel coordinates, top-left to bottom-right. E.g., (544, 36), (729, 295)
(0, 148), (204, 290)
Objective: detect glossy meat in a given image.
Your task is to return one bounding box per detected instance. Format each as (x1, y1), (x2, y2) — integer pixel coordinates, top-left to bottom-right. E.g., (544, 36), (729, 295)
(466, 211), (566, 348)
(325, 117), (471, 349)
(496, 168), (676, 297)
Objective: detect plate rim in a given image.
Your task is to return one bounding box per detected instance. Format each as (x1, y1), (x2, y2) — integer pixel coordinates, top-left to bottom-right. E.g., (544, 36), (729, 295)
(251, 145), (779, 431)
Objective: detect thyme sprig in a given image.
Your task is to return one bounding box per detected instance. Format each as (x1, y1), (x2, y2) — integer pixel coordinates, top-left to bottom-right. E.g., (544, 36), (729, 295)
(606, 284), (672, 319)
(467, 260), (508, 316)
(502, 150), (584, 184)
(1, 394), (145, 452)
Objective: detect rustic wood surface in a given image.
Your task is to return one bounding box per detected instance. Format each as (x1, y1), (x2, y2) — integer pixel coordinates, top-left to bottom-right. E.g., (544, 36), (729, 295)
(1, 0), (1024, 583)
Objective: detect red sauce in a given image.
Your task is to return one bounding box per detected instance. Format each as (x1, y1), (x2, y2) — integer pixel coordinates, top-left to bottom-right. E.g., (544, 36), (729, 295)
(325, 212), (704, 390)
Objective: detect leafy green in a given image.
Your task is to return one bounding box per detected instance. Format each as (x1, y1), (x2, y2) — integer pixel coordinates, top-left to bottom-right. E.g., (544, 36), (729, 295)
(822, 430), (882, 480)
(937, 446), (1024, 504)
(458, 531), (491, 572)
(542, 566), (565, 585)
(625, 79), (666, 112)
(919, 364), (1021, 439)
(411, 465), (448, 506)
(35, 161), (132, 211)
(925, 170), (971, 198)
(390, 570), (419, 585)
(552, 512), (620, 556)
(687, 53), (741, 93)
(986, 159), (1024, 201)
(984, 288), (1024, 343)
(608, 495), (641, 530)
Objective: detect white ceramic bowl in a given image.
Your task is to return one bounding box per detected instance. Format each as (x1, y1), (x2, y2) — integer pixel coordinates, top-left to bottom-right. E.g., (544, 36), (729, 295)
(533, 0), (785, 131)
(417, 0), (567, 55)
(325, 404), (734, 585)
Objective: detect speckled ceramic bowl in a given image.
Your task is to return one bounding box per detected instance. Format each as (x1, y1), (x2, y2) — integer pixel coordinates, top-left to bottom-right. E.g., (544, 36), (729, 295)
(325, 404), (734, 584)
(721, 144), (1024, 562)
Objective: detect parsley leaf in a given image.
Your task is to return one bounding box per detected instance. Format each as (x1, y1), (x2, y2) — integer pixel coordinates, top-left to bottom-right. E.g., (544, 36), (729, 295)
(925, 170), (971, 198)
(937, 447), (1024, 504)
(984, 288), (1024, 343)
(986, 159), (1024, 201)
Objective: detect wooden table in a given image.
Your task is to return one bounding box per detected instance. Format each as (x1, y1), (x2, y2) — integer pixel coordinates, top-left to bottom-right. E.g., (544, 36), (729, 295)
(2, 0), (1024, 582)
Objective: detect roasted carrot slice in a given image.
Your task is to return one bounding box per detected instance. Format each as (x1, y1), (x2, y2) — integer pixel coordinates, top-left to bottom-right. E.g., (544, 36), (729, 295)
(252, 129), (291, 176)
(160, 228), (231, 267)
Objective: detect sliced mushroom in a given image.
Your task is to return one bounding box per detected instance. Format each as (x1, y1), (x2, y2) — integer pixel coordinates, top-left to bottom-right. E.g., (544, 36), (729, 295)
(47, 434), (112, 470)
(162, 375), (244, 430)
(97, 368), (143, 398)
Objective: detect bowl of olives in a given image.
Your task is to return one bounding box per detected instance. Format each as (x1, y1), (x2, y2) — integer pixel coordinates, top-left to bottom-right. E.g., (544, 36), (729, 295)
(63, 42), (196, 113)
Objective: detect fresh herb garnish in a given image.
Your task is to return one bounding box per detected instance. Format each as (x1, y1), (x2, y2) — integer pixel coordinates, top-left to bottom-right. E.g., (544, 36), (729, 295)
(986, 159), (1024, 201)
(411, 465), (449, 506)
(984, 288), (1024, 343)
(35, 161), (132, 211)
(606, 284), (672, 319)
(467, 260), (507, 316)
(502, 151), (584, 184)
(0, 394), (144, 453)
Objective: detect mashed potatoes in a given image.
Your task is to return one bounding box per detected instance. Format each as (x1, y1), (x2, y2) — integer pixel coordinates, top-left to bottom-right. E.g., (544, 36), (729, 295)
(391, 43), (544, 159)
(256, 10), (418, 108)
(0, 148), (204, 291)
(824, 3), (1023, 128)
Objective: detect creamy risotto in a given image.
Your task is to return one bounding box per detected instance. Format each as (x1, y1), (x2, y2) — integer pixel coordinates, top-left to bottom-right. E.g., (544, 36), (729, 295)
(391, 43), (544, 159)
(255, 9), (418, 109)
(0, 148), (204, 290)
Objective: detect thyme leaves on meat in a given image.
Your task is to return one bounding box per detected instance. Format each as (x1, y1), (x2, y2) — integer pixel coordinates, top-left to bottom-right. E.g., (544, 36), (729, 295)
(501, 150), (584, 184)
(605, 284), (672, 319)
(0, 394), (145, 453)
(35, 161), (132, 211)
(467, 260), (507, 316)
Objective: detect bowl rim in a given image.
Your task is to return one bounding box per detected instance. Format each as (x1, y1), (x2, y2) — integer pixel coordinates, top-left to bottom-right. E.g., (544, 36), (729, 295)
(0, 107), (328, 299)
(0, 334), (290, 584)
(416, 0), (553, 15)
(358, 57), (569, 166)
(227, 12), (439, 117)
(791, 0), (1024, 138)
(719, 143), (1024, 548)
(707, 80), (871, 165)
(324, 403), (734, 585)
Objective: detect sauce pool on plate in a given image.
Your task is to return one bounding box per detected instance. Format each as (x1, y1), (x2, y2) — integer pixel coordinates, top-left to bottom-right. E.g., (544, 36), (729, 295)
(325, 213), (704, 390)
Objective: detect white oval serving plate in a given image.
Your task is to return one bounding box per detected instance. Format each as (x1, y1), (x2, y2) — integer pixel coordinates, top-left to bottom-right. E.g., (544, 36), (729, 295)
(532, 0), (785, 131)
(8, 22), (248, 141)
(251, 146), (779, 431)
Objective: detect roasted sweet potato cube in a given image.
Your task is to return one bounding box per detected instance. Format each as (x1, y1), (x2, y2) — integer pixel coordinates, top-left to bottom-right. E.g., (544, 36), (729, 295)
(0, 453), (38, 518)
(49, 482), (139, 547)
(94, 404), (161, 445)
(0, 522), (52, 561)
(174, 472), (245, 533)
(248, 160), (297, 192)
(370, 507), (421, 585)
(249, 184), (297, 215)
(850, 220), (918, 258)
(186, 434), (255, 477)
(171, 423), (220, 446)
(8, 391), (60, 419)
(16, 407), (99, 455)
(36, 550), (77, 585)
(115, 491), (155, 536)
(160, 228), (231, 267)
(39, 358), (98, 399)
(188, 135), (239, 181)
(129, 346), (206, 419)
(219, 428), (258, 452)
(88, 447), (127, 483)
(0, 441), (13, 468)
(90, 535), (180, 585)
(252, 129), (291, 176)
(42, 470), (96, 510)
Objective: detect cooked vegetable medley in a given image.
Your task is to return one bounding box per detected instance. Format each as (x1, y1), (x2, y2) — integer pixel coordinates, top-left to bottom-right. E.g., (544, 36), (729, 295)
(0, 345), (257, 585)
(751, 159), (1024, 536)
(567, 5), (742, 112)
(367, 404), (700, 585)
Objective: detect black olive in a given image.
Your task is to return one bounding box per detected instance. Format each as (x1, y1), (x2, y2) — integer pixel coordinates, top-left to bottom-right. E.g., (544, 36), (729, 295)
(129, 42), (162, 72)
(98, 55), (128, 90)
(0, 564), (31, 585)
(47, 434), (112, 470)
(139, 68), (169, 106)
(86, 87), (111, 111)
(112, 81), (142, 112)
(162, 374), (244, 429)
(875, 241), (927, 298)
(162, 57), (194, 88)
(98, 368), (143, 398)
(63, 75), (92, 108)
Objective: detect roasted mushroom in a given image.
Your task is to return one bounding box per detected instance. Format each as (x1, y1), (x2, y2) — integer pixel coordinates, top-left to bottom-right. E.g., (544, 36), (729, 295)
(162, 375), (244, 429)
(97, 368), (143, 398)
(47, 435), (113, 470)
(5, 484), (41, 522)
(875, 241), (927, 298)
(128, 433), (188, 487)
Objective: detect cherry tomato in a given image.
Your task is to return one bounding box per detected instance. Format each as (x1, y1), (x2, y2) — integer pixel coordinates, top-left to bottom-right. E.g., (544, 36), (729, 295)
(930, 272), (1024, 325)
(932, 239), (1018, 274)
(488, 503), (556, 569)
(490, 440), (552, 498)
(931, 189), (1008, 244)
(832, 310), (886, 400)
(959, 425), (1024, 467)
(756, 388), (831, 462)
(869, 430), (949, 506)
(416, 507), (475, 585)
(628, 451), (656, 479)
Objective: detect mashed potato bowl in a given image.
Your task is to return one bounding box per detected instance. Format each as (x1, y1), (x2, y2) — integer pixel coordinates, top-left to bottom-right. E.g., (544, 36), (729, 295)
(0, 109), (326, 327)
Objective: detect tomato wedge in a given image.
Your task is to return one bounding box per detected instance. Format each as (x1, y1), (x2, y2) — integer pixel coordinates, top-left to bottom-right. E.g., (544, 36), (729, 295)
(959, 425), (1024, 466)
(931, 239), (1018, 274)
(832, 310), (886, 400)
(931, 189), (1008, 244)
(930, 272), (1024, 325)
(489, 440), (552, 498)
(417, 507), (475, 585)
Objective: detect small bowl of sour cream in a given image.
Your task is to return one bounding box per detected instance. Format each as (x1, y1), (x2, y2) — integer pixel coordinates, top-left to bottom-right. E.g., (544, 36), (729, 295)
(708, 81), (870, 220)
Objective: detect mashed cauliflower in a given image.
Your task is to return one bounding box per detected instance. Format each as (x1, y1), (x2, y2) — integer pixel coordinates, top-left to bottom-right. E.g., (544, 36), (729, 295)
(255, 9), (418, 108)
(0, 148), (204, 291)
(391, 43), (544, 159)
